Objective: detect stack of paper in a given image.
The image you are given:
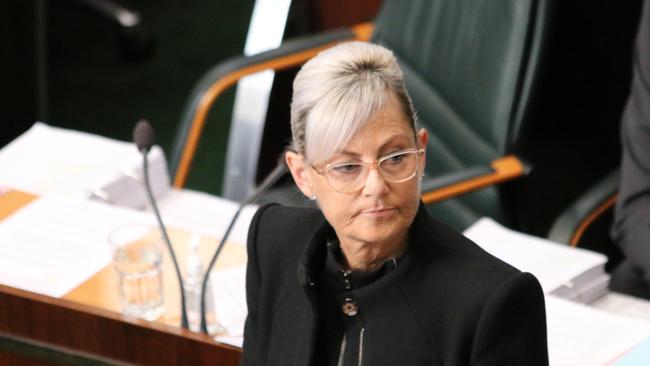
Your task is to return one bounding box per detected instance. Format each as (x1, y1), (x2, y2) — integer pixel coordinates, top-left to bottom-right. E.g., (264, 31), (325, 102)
(0, 122), (169, 209)
(463, 217), (609, 302)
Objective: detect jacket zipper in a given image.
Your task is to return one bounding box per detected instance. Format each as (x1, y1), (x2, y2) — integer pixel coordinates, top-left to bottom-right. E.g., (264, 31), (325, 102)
(358, 328), (365, 366)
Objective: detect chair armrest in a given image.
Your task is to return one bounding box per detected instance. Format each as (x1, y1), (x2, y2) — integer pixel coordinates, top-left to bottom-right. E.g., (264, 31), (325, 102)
(76, 0), (141, 28)
(170, 23), (373, 188)
(547, 169), (620, 246)
(421, 155), (528, 204)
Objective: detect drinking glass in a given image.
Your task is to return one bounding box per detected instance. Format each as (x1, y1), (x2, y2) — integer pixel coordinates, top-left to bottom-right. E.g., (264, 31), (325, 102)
(109, 224), (164, 321)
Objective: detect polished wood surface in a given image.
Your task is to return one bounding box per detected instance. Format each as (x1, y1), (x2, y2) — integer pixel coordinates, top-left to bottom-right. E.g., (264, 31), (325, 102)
(0, 190), (37, 221)
(0, 285), (241, 365)
(420, 155), (526, 204)
(570, 193), (619, 247)
(314, 0), (381, 29)
(65, 229), (247, 327)
(0, 191), (244, 365)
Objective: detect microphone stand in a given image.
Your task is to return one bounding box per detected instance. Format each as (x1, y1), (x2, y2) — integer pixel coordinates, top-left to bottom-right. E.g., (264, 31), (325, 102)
(199, 161), (288, 334)
(141, 147), (189, 330)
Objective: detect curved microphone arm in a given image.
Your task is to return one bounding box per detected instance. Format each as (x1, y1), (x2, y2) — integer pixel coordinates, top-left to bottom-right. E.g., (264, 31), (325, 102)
(142, 150), (189, 329)
(199, 160), (288, 334)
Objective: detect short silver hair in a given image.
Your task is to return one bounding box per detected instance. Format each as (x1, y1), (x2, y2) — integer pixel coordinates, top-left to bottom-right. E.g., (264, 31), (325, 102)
(290, 41), (416, 164)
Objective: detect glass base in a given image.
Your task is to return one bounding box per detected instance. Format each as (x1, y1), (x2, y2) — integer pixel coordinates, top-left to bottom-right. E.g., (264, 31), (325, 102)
(122, 302), (165, 321)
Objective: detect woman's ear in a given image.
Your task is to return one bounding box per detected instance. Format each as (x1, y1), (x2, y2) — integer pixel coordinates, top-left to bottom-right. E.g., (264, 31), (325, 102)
(417, 128), (429, 170)
(285, 151), (315, 198)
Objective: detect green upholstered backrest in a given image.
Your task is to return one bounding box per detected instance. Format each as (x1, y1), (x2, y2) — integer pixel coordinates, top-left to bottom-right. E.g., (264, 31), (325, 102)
(372, 0), (548, 229)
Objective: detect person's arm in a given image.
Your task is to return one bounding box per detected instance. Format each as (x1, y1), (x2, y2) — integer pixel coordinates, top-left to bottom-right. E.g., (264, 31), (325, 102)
(239, 206), (267, 366)
(613, 0), (650, 286)
(470, 272), (549, 366)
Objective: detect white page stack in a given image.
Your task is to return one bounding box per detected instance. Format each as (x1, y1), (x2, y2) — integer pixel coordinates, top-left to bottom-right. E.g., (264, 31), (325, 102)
(463, 217), (609, 303)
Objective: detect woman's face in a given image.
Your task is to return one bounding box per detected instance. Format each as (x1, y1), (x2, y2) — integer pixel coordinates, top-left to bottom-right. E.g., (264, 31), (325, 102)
(287, 96), (428, 247)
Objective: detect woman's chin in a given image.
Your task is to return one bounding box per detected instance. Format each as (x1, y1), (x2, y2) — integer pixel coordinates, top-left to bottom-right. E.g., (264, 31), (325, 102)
(350, 220), (406, 244)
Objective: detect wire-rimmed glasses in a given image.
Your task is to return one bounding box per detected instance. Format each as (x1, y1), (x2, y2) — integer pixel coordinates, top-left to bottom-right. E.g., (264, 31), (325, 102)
(311, 148), (424, 193)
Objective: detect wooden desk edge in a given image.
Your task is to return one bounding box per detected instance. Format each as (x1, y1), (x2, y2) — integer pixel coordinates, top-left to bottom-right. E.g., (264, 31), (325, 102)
(0, 284), (241, 365)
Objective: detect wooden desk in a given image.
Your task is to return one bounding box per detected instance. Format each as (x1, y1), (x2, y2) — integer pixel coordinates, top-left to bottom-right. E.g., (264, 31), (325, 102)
(0, 191), (244, 365)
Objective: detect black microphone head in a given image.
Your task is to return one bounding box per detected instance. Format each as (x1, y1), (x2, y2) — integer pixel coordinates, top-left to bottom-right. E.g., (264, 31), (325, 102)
(133, 119), (155, 152)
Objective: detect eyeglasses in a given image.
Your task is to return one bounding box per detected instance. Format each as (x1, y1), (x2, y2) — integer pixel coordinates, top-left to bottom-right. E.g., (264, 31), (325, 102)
(310, 148), (424, 193)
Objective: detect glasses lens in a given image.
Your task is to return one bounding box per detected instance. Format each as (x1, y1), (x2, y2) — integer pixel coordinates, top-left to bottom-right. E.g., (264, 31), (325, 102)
(321, 150), (420, 193)
(379, 151), (418, 181)
(326, 163), (364, 192)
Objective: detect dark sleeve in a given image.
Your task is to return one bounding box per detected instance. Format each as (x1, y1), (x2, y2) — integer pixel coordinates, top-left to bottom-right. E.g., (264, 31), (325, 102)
(470, 272), (549, 366)
(613, 0), (650, 285)
(240, 205), (271, 366)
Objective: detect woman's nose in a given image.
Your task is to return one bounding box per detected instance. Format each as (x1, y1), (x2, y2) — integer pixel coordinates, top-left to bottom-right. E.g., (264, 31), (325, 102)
(361, 166), (389, 196)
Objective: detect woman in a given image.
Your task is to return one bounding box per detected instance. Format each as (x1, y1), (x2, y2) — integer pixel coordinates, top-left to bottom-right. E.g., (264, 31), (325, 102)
(241, 42), (548, 365)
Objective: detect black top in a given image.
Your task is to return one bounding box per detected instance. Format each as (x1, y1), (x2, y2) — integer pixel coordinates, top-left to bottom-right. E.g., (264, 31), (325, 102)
(241, 203), (548, 366)
(316, 240), (401, 365)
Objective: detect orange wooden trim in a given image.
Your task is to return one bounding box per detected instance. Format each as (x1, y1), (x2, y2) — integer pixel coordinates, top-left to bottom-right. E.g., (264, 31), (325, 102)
(421, 155), (525, 204)
(173, 23), (375, 188)
(569, 193), (618, 247)
(351, 22), (374, 41)
(0, 190), (38, 221)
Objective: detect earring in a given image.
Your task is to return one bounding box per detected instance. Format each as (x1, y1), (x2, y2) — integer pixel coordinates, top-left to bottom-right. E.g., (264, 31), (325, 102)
(309, 194), (317, 201)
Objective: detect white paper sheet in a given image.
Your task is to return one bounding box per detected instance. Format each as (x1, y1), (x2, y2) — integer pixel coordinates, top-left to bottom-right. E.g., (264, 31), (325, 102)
(0, 195), (151, 297)
(463, 217), (608, 294)
(546, 296), (650, 366)
(212, 265), (247, 348)
(0, 122), (169, 207)
(157, 189), (258, 247)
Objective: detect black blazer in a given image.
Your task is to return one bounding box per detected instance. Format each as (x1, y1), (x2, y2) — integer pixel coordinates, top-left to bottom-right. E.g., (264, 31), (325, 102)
(241, 203), (548, 365)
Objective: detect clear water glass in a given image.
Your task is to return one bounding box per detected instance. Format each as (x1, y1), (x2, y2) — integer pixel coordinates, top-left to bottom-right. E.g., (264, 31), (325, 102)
(109, 224), (164, 321)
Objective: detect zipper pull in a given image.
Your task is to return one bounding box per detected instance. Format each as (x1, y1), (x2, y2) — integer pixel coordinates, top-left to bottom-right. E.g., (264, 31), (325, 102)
(358, 328), (365, 366)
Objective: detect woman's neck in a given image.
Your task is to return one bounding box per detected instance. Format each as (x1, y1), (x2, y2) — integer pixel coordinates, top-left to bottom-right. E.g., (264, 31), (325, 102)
(338, 232), (408, 272)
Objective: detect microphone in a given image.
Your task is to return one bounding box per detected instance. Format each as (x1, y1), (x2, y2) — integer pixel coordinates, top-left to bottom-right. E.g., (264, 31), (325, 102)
(133, 119), (189, 329)
(199, 155), (288, 334)
(133, 119), (155, 152)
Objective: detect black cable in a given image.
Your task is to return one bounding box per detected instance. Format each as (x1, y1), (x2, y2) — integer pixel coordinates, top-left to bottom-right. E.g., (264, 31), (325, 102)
(142, 152), (189, 329)
(199, 161), (288, 334)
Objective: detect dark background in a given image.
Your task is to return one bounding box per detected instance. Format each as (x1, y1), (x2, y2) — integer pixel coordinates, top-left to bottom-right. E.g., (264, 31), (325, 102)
(1, 0), (381, 195)
(2, 0), (255, 194)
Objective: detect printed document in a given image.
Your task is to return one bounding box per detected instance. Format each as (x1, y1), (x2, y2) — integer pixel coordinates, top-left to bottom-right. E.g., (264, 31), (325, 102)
(0, 195), (151, 297)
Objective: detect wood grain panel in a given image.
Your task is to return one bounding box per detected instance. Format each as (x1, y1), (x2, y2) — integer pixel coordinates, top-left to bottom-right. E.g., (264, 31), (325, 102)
(0, 191), (244, 364)
(0, 285), (241, 365)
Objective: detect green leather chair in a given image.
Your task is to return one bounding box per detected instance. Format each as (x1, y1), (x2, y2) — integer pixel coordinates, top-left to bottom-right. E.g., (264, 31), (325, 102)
(547, 170), (623, 271)
(170, 0), (551, 230)
(371, 0), (549, 230)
